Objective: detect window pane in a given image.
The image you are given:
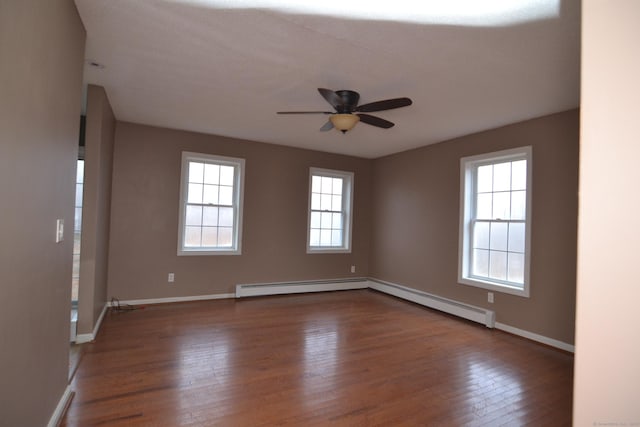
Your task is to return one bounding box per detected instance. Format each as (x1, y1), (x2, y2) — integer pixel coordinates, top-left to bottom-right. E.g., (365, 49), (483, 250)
(311, 193), (320, 210)
(189, 162), (204, 183)
(72, 253), (80, 276)
(331, 229), (342, 246)
(310, 212), (321, 228)
(187, 183), (203, 204)
(511, 160), (527, 190)
(218, 227), (233, 246)
(511, 191), (526, 220)
(75, 184), (83, 207)
(320, 229), (332, 246)
(73, 232), (81, 253)
(74, 207), (82, 230)
(218, 207), (234, 227)
(490, 222), (508, 251)
(508, 223), (525, 253)
(321, 176), (332, 194)
(320, 212), (332, 229)
(507, 252), (525, 284)
(476, 193), (492, 219)
(473, 222), (490, 249)
(203, 184), (219, 204)
(332, 213), (343, 230)
(76, 160), (84, 183)
(332, 195), (342, 212)
(477, 165), (492, 193)
(184, 226), (201, 247)
(312, 175), (322, 193)
(310, 229), (320, 246)
(202, 227), (218, 246)
(219, 166), (234, 186)
(493, 162), (511, 191)
(472, 249), (489, 277)
(492, 192), (510, 220)
(332, 178), (343, 195)
(185, 205), (202, 226)
(202, 206), (218, 226)
(489, 251), (507, 281)
(219, 186), (233, 206)
(320, 194), (332, 211)
(204, 164), (220, 184)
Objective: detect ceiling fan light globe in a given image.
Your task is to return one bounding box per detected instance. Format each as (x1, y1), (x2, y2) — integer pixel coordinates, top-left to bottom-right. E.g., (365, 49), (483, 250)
(330, 114), (360, 132)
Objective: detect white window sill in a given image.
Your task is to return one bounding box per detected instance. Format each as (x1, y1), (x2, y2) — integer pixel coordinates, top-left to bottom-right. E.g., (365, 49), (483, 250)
(307, 247), (351, 254)
(459, 276), (529, 298)
(178, 248), (241, 256)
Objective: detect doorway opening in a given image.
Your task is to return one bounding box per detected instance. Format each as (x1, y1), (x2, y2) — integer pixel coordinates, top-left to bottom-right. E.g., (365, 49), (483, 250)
(70, 115), (86, 378)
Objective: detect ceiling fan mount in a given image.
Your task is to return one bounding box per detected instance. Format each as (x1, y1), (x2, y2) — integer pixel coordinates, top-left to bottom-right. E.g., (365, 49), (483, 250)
(277, 88), (412, 133)
(332, 90), (360, 113)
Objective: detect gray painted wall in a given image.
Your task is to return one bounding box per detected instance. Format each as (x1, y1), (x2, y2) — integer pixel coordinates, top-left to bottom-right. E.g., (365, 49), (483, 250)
(0, 1), (85, 425)
(370, 110), (579, 344)
(78, 85), (115, 335)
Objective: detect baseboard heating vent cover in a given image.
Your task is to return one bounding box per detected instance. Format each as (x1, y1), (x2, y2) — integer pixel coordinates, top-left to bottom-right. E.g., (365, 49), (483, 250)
(368, 278), (495, 328)
(236, 278), (368, 298)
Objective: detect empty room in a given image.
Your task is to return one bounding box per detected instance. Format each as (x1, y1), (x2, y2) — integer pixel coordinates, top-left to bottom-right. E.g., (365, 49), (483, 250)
(1, 1), (638, 426)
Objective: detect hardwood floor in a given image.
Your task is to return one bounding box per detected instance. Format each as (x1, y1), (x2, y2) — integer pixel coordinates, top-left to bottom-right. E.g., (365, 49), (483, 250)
(62, 290), (573, 426)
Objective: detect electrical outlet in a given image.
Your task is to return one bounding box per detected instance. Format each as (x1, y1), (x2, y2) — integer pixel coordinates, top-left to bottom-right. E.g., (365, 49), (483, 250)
(168, 273), (175, 283)
(350, 265), (356, 273)
(488, 292), (494, 303)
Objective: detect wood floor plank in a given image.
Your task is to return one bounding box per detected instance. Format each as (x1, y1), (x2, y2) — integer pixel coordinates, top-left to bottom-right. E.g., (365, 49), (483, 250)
(63, 290), (573, 426)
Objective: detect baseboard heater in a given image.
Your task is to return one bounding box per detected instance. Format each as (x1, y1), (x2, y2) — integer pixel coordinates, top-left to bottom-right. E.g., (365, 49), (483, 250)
(235, 277), (494, 328)
(236, 278), (368, 298)
(368, 279), (495, 328)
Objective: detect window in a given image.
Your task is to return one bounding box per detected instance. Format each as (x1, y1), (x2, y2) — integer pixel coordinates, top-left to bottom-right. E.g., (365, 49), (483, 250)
(307, 168), (354, 253)
(72, 159), (84, 303)
(459, 147), (532, 297)
(178, 152), (245, 255)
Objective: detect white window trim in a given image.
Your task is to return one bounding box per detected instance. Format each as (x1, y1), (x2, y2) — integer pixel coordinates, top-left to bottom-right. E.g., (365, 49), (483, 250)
(177, 151), (245, 256)
(307, 167), (354, 254)
(458, 146), (532, 297)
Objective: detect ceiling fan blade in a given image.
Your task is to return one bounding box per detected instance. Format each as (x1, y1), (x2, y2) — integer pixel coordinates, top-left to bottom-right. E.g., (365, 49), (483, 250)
(357, 113), (395, 129)
(320, 120), (334, 132)
(318, 88), (344, 110)
(355, 97), (412, 113)
(277, 111), (333, 114)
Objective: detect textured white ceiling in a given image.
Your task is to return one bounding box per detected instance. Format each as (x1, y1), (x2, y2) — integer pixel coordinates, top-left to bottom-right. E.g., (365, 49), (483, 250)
(74, 0), (580, 158)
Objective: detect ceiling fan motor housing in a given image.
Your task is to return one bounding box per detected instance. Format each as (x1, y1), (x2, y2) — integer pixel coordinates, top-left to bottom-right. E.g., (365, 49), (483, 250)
(335, 90), (360, 113)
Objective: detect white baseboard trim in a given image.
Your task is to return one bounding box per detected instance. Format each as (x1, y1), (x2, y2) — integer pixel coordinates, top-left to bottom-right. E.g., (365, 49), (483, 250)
(95, 280), (574, 353)
(75, 333), (93, 344)
(47, 384), (73, 427)
(236, 278), (368, 298)
(75, 302), (108, 344)
(94, 302), (108, 336)
(495, 322), (575, 353)
(368, 278), (573, 352)
(110, 293), (235, 307)
(368, 278), (495, 328)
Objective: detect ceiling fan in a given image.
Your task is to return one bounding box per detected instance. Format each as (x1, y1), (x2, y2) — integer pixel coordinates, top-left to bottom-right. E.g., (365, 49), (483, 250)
(277, 88), (412, 133)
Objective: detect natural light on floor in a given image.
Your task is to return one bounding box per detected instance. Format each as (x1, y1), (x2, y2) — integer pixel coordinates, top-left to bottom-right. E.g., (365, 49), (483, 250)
(168, 0), (560, 26)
